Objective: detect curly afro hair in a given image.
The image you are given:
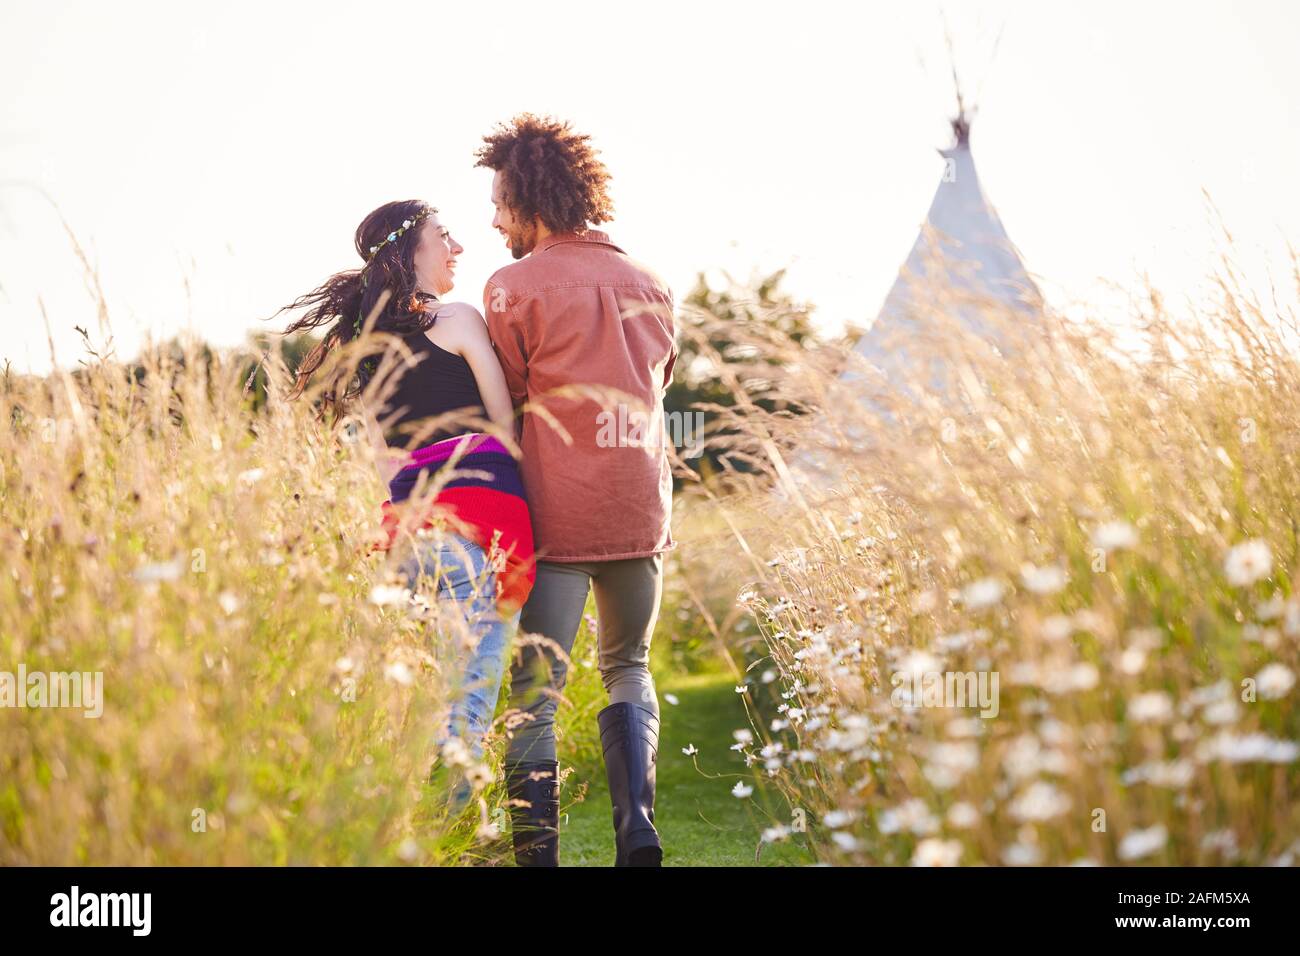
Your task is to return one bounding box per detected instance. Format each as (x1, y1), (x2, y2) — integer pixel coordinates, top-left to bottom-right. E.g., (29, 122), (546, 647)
(475, 113), (614, 234)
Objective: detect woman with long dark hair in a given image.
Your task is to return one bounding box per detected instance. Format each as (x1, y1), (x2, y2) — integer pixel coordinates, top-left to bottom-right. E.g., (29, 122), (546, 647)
(274, 199), (535, 807)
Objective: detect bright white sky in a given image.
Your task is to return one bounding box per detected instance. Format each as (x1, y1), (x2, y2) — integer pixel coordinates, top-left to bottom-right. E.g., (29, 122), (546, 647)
(2, 0), (1297, 372)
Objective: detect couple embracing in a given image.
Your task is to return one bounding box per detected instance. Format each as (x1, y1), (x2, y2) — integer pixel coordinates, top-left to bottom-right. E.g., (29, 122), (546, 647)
(279, 115), (677, 867)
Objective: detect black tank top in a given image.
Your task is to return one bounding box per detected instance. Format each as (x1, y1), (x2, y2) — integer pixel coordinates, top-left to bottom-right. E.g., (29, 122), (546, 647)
(377, 330), (486, 448)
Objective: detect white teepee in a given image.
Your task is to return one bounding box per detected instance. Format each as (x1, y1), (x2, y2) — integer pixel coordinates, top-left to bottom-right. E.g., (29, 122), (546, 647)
(848, 110), (1041, 390)
(786, 106), (1042, 492)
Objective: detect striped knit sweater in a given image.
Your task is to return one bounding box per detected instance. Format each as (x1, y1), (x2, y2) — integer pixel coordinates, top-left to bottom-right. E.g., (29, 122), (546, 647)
(375, 433), (535, 611)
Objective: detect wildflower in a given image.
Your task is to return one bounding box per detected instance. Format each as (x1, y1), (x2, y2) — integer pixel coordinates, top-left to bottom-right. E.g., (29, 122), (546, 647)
(1009, 781), (1071, 822)
(1284, 599), (1300, 637)
(961, 578), (1005, 610)
(1200, 830), (1239, 858)
(1118, 824), (1168, 861)
(1224, 539), (1272, 587)
(1043, 662), (1099, 694)
(878, 799), (938, 836)
(947, 802), (980, 829)
(896, 649), (942, 678)
(732, 728), (753, 745)
(1117, 646), (1147, 675)
(1002, 842), (1042, 865)
(1121, 760), (1195, 788)
(912, 838), (962, 866)
(1256, 595), (1286, 621)
(911, 589), (938, 614)
(1128, 691), (1173, 723)
(369, 584), (411, 607)
(1041, 614), (1074, 642)
(1201, 699), (1240, 725)
(383, 661), (414, 686)
(396, 838), (420, 862)
(922, 741), (979, 789)
(1197, 731), (1299, 764)
(1091, 521), (1138, 551)
(1189, 680), (1230, 706)
(217, 591), (241, 616)
(819, 809), (857, 830)
(663, 693), (680, 706)
(935, 629), (986, 652)
(1020, 563), (1067, 595)
(440, 737), (471, 767)
(464, 763), (493, 790)
(1255, 662), (1295, 700)
(830, 832), (863, 852)
(734, 684), (748, 695)
(731, 781), (753, 799)
(1002, 734), (1047, 780)
(761, 669), (777, 684)
(945, 718), (984, 739)
(681, 743), (698, 756)
(762, 825), (791, 843)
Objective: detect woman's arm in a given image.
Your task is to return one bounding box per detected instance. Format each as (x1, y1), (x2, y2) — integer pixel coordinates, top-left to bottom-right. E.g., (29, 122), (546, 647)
(438, 303), (517, 439)
(360, 402), (400, 488)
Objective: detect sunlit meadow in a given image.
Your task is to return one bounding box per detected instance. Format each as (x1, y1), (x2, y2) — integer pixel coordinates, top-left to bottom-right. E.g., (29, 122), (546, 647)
(0, 332), (525, 865)
(5, 242), (1300, 866)
(684, 251), (1300, 866)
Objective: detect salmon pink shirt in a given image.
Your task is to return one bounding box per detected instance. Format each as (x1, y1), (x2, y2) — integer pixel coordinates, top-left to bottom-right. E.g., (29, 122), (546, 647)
(483, 229), (677, 563)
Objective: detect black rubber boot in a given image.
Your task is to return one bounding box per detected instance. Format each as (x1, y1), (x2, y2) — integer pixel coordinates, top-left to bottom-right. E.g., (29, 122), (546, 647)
(505, 761), (559, 867)
(597, 702), (663, 867)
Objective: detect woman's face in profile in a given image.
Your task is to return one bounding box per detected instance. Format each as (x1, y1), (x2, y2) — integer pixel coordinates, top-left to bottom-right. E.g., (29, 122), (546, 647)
(413, 214), (463, 295)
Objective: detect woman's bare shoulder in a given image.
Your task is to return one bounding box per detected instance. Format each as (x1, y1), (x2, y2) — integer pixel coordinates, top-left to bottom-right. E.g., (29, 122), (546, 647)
(433, 300), (487, 324)
(425, 301), (490, 353)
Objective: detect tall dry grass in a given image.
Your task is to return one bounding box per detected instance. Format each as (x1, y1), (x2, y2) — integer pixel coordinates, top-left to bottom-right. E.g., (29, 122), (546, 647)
(0, 334), (509, 865)
(680, 255), (1300, 865)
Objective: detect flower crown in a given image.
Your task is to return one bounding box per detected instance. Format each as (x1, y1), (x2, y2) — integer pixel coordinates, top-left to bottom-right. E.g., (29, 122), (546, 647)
(366, 207), (433, 262)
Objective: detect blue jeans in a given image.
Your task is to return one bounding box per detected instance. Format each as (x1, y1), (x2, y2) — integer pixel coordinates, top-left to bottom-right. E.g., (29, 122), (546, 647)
(396, 533), (517, 763)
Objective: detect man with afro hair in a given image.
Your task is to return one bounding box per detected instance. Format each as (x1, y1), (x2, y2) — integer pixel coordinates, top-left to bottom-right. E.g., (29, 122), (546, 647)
(477, 114), (677, 868)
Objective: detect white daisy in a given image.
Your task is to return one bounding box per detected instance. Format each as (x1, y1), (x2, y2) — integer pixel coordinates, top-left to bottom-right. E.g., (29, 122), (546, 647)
(1118, 824), (1168, 861)
(1224, 539), (1272, 587)
(1020, 563), (1067, 595)
(1256, 662), (1296, 699)
(1091, 520), (1138, 551)
(961, 578), (1005, 610)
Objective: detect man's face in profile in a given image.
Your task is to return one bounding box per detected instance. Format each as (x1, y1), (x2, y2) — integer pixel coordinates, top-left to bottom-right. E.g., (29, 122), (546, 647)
(491, 170), (537, 260)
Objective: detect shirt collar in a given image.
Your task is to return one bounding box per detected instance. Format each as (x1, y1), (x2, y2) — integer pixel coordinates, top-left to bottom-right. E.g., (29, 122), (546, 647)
(532, 228), (624, 256)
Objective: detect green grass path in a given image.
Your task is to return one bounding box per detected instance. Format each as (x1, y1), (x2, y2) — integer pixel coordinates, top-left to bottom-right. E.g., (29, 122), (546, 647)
(556, 671), (813, 867)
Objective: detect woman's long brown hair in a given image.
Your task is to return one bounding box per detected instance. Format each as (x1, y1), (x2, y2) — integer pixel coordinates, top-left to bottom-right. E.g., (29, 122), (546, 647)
(272, 199), (439, 415)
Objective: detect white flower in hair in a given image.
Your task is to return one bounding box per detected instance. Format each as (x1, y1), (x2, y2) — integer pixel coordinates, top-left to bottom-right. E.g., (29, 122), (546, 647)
(369, 245), (377, 254)
(402, 219), (412, 229)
